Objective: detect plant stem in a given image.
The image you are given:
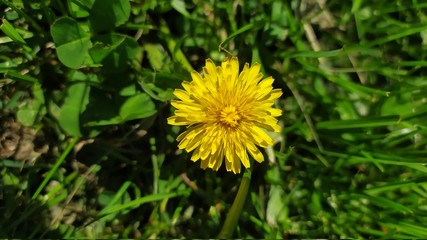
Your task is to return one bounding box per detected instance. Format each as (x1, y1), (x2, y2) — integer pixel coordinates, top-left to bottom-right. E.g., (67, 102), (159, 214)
(217, 168), (252, 238)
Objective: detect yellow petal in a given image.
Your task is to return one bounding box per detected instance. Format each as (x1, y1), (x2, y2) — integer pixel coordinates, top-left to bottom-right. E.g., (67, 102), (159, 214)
(247, 64), (262, 85)
(177, 126), (205, 150)
(204, 59), (218, 78)
(191, 71), (204, 87)
(173, 89), (192, 102)
(167, 116), (190, 126)
(246, 142), (264, 163)
(255, 116), (281, 132)
(181, 81), (192, 92)
(231, 151), (241, 174)
(200, 157), (209, 169)
(224, 139), (233, 163)
(171, 100), (202, 111)
(208, 145), (224, 170)
(250, 125), (274, 147)
(257, 76), (274, 88)
(225, 156), (232, 172)
(269, 89), (283, 100)
(191, 147), (201, 162)
(267, 107), (282, 117)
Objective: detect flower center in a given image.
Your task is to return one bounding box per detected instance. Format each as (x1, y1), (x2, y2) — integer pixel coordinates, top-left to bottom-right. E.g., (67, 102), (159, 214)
(220, 105), (241, 127)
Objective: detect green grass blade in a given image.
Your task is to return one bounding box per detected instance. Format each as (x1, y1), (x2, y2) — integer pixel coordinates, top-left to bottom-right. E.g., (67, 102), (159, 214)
(32, 138), (79, 200)
(0, 19), (32, 53)
(219, 22), (256, 52)
(5, 70), (39, 83)
(97, 190), (190, 216)
(97, 181), (132, 215)
(317, 116), (400, 129)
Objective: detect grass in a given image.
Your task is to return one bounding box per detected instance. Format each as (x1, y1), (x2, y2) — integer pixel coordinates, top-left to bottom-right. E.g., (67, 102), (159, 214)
(1, 0), (427, 238)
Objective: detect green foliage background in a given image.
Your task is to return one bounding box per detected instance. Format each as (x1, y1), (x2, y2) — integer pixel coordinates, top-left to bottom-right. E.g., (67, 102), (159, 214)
(1, 0), (427, 238)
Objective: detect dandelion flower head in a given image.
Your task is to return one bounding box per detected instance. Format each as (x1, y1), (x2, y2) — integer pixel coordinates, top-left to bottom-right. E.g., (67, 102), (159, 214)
(168, 57), (282, 174)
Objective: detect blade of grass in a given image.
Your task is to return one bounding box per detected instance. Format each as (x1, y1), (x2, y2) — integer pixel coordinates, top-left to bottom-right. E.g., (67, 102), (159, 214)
(366, 24), (427, 48)
(5, 70), (39, 83)
(97, 181), (132, 215)
(0, 19), (32, 53)
(380, 221), (427, 237)
(316, 115), (400, 130)
(364, 181), (426, 195)
(280, 48), (344, 58)
(0, 0), (43, 33)
(352, 193), (413, 214)
(356, 226), (412, 238)
(159, 19), (193, 72)
(219, 22), (257, 52)
(32, 138), (79, 200)
(97, 190), (190, 216)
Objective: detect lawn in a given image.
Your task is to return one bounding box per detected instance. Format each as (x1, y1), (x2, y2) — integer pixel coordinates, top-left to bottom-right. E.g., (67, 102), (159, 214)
(1, 0), (427, 238)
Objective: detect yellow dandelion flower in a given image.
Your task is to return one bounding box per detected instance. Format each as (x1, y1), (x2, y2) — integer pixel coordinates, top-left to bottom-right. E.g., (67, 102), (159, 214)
(168, 57), (282, 174)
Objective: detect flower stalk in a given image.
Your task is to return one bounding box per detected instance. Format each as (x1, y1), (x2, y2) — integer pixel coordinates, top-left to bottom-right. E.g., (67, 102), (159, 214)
(217, 168), (252, 238)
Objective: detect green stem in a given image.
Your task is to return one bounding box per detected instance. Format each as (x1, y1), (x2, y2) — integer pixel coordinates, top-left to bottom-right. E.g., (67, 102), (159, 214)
(217, 168), (252, 238)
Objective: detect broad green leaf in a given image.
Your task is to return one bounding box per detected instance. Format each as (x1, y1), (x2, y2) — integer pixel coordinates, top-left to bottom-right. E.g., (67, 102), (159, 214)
(17, 83), (45, 126)
(82, 90), (156, 127)
(17, 102), (41, 126)
(83, 117), (121, 127)
(89, 0), (130, 32)
(89, 33), (140, 72)
(119, 84), (137, 96)
(69, 0), (94, 9)
(89, 36), (126, 63)
(81, 88), (121, 126)
(51, 17), (92, 69)
(59, 82), (90, 136)
(138, 69), (184, 88)
(119, 93), (156, 121)
(144, 43), (166, 70)
(171, 0), (191, 18)
(137, 70), (181, 102)
(67, 0), (90, 18)
(139, 81), (175, 102)
(266, 184), (287, 226)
